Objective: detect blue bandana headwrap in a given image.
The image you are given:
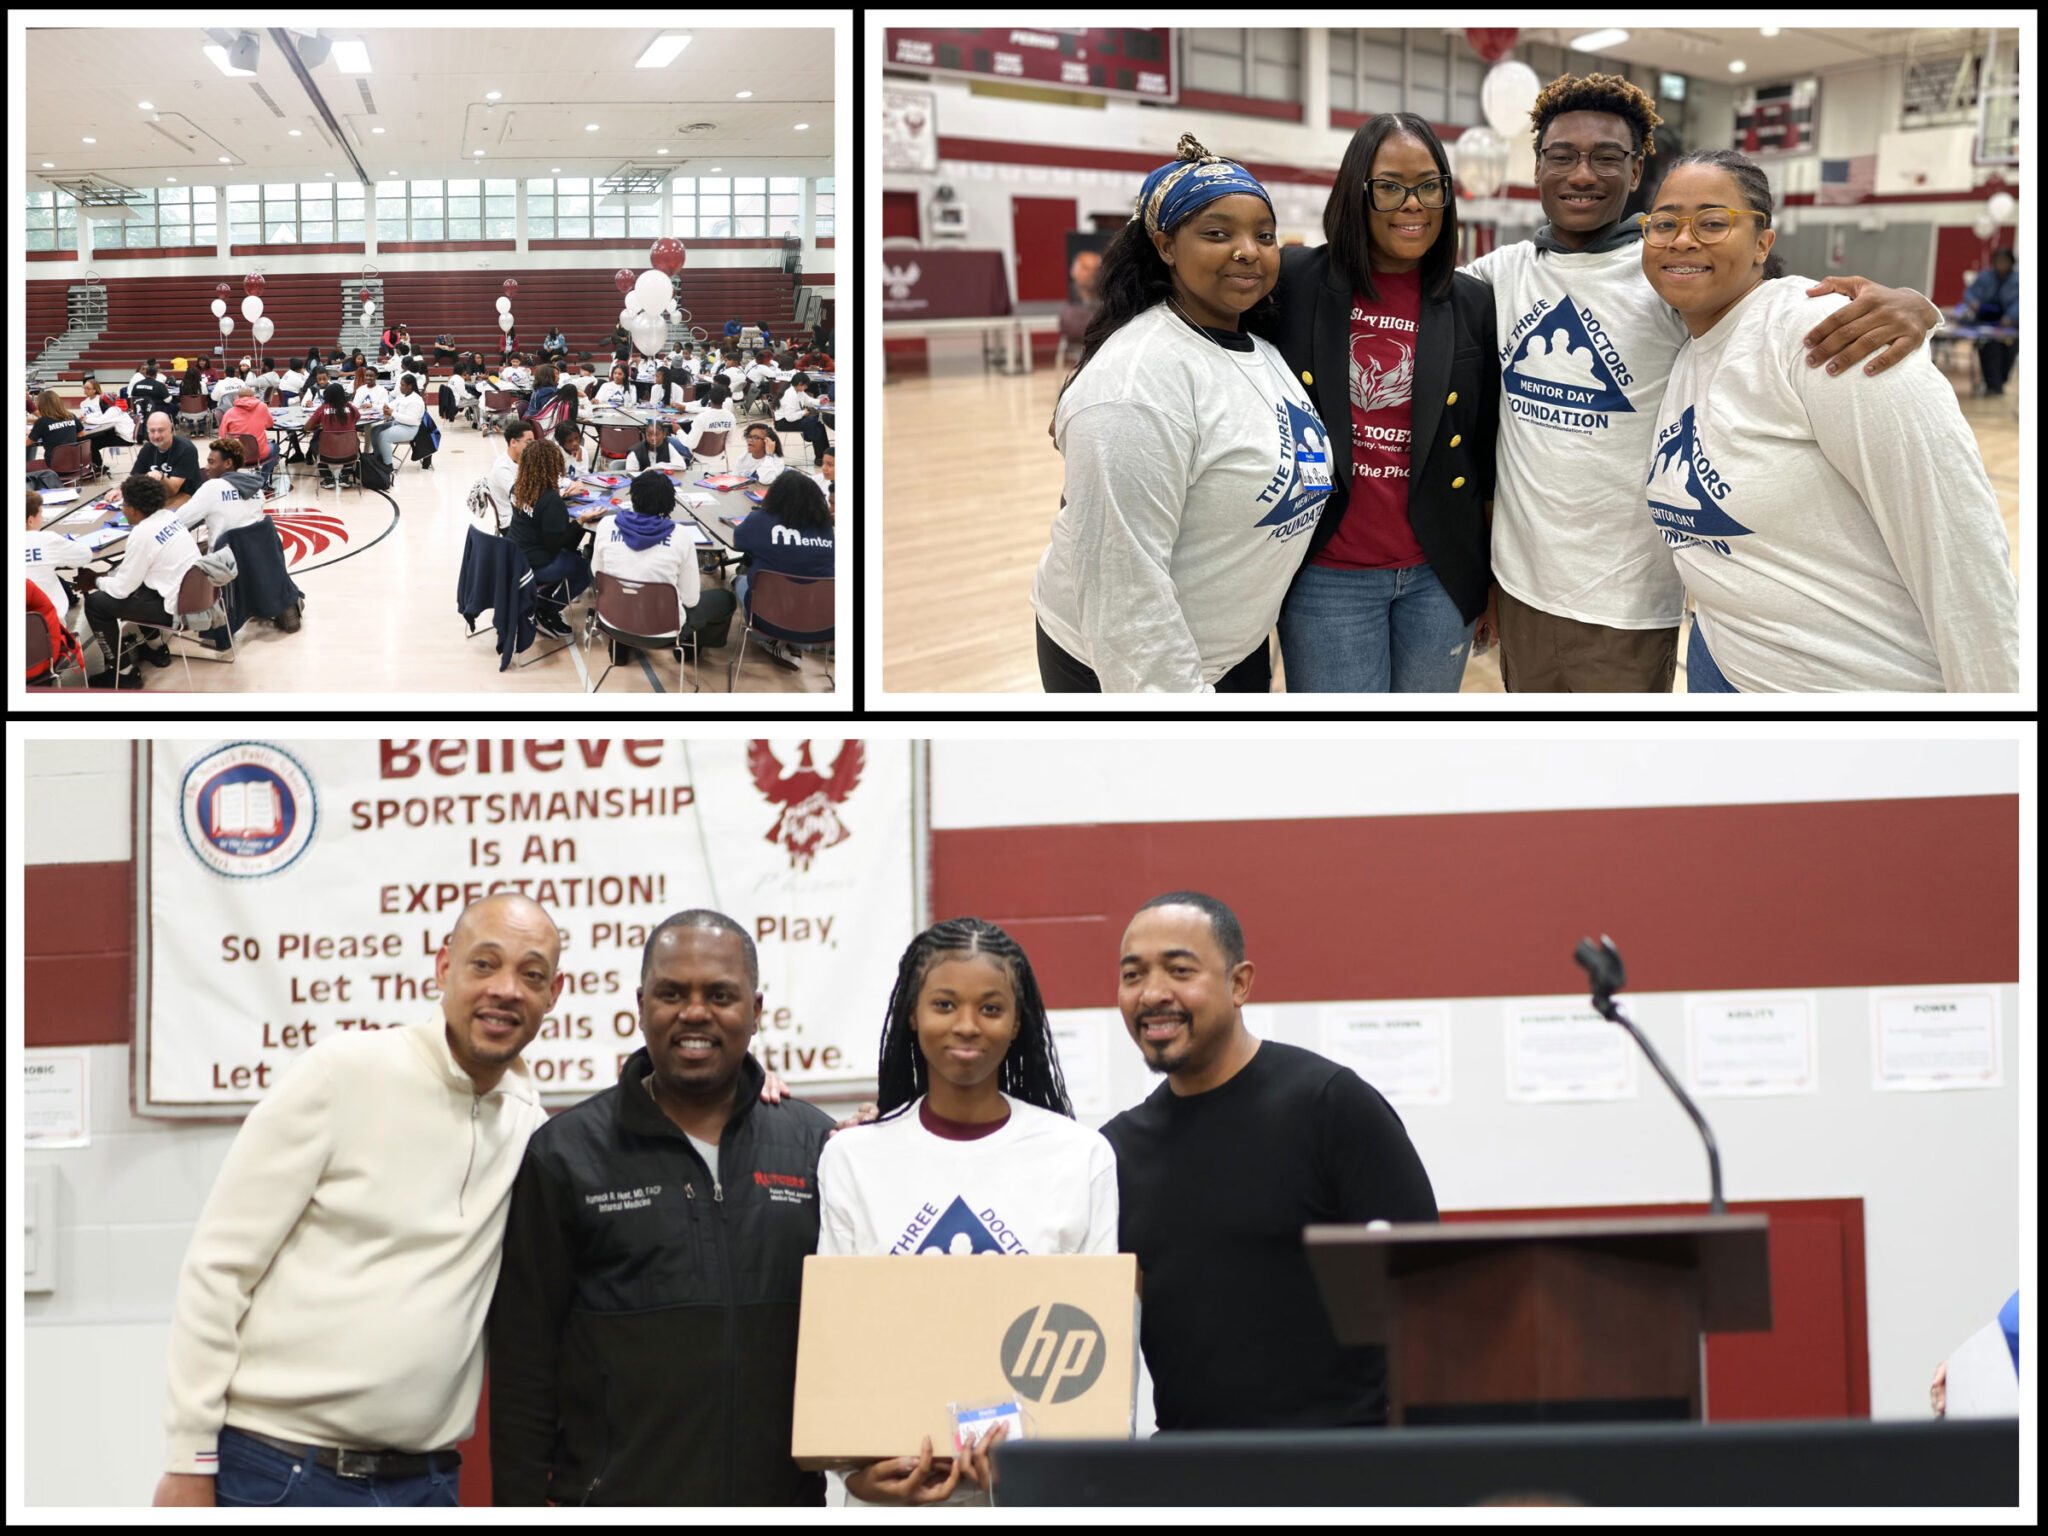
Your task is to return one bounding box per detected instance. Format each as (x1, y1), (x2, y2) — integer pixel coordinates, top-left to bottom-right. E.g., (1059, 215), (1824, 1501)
(1136, 132), (1273, 237)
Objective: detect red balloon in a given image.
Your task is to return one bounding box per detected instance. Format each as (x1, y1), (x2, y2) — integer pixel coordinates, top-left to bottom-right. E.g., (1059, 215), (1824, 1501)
(614, 268), (637, 295)
(502, 279), (519, 296)
(216, 283), (233, 299)
(358, 287), (371, 301)
(243, 273), (266, 295)
(1465, 28), (1518, 63)
(649, 237), (686, 276)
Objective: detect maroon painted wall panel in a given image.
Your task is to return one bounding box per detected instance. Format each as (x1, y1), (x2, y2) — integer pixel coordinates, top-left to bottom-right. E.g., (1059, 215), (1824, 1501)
(932, 797), (2018, 1009)
(25, 862), (134, 1047)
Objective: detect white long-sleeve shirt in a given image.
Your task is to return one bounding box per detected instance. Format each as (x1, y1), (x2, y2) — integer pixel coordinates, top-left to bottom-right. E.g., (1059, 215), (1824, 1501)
(774, 388), (823, 425)
(591, 519), (703, 622)
(1462, 236), (1692, 629)
(683, 407), (737, 453)
(1032, 302), (1331, 691)
(23, 527), (96, 613)
(387, 389), (427, 427)
(96, 506), (200, 609)
(162, 1017), (546, 1471)
(1652, 277), (2018, 692)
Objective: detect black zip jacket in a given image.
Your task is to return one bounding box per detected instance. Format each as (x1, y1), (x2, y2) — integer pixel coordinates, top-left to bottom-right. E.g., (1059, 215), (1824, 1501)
(487, 1049), (833, 1506)
(1261, 243), (1501, 623)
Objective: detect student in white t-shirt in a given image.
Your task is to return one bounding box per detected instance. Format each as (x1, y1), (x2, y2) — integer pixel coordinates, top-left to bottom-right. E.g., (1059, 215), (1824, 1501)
(351, 369), (391, 416)
(1639, 151), (2018, 694)
(594, 364), (634, 410)
(681, 385), (737, 458)
(82, 471), (202, 689)
(1460, 72), (1947, 692)
(1033, 136), (1331, 692)
(275, 363), (309, 405)
(588, 470), (737, 659)
(23, 486), (96, 617)
(819, 917), (1119, 1508)
(730, 424), (784, 483)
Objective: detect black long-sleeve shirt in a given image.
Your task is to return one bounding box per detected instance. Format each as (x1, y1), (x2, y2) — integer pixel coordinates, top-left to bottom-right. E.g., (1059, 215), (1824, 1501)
(1101, 1039), (1438, 1431)
(507, 486), (580, 571)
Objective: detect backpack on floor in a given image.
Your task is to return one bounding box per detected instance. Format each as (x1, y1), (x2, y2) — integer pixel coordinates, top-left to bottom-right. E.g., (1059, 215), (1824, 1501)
(357, 449), (392, 492)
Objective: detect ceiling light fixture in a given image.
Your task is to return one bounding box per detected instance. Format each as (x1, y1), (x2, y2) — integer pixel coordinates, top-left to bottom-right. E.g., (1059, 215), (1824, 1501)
(138, 100), (154, 110)
(794, 123), (809, 131)
(635, 33), (692, 68)
(1760, 26), (1781, 38)
(372, 127), (384, 134)
(736, 90), (753, 99)
(586, 123), (600, 131)
(288, 129), (302, 136)
(486, 91), (502, 101)
(1570, 29), (1629, 53)
(1728, 59), (1748, 74)
(202, 40), (258, 77)
(83, 137), (96, 143)
(331, 38), (371, 74)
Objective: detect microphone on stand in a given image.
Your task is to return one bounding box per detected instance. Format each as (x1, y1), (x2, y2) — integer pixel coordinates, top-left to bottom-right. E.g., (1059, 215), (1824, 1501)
(1574, 936), (1726, 1215)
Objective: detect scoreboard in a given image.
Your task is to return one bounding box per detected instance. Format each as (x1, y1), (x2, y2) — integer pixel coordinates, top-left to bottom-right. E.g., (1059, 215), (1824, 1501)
(885, 27), (1176, 104)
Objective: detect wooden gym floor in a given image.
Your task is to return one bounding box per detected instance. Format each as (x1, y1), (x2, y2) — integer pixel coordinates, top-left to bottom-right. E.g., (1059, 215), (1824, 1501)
(881, 355), (2022, 695)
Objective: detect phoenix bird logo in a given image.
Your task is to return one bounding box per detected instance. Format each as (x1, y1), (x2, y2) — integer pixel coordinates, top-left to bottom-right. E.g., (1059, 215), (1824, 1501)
(265, 511), (351, 566)
(748, 739), (865, 870)
(1350, 334), (1414, 415)
(885, 263), (922, 300)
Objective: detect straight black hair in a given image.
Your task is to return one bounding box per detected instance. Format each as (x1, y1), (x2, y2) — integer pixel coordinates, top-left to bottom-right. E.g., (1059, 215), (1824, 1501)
(1325, 112), (1458, 304)
(874, 918), (1072, 1121)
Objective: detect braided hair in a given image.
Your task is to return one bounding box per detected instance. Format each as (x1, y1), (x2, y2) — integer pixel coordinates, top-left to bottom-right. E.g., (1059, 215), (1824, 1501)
(874, 918), (1072, 1121)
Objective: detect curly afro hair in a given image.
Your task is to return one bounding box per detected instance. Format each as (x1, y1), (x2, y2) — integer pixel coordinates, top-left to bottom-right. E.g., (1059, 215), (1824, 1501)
(1529, 71), (1663, 158)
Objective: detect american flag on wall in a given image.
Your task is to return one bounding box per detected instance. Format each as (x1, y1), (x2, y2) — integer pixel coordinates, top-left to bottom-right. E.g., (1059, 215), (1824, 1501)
(1816, 155), (1877, 205)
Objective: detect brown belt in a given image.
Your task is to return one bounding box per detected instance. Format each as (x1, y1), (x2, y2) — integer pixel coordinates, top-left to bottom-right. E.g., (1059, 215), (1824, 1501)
(231, 1426), (461, 1481)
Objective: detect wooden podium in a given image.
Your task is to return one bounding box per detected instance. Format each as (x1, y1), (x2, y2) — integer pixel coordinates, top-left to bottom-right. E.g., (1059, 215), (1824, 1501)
(1305, 1216), (1772, 1425)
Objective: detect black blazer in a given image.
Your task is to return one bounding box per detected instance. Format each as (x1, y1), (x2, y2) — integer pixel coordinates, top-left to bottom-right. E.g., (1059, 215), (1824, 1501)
(1262, 244), (1500, 622)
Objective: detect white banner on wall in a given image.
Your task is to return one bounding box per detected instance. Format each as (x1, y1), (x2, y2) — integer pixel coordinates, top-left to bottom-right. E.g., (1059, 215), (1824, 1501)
(138, 739), (918, 1113)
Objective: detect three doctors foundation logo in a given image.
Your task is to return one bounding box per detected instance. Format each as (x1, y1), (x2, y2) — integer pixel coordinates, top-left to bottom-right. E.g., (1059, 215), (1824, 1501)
(178, 742), (318, 879)
(1501, 293), (1635, 430)
(1000, 1303), (1105, 1404)
(747, 739), (865, 871)
(1646, 406), (1752, 555)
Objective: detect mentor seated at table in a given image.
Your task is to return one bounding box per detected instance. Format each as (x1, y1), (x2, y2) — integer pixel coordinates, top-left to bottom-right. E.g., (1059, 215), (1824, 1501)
(351, 368), (391, 417)
(504, 437), (592, 641)
(591, 363), (635, 411)
(732, 470), (834, 669)
(303, 383), (362, 490)
(367, 373), (428, 470)
(26, 389), (86, 468)
(80, 473), (202, 690)
(625, 418), (693, 472)
(589, 469), (738, 662)
(128, 412), (204, 504)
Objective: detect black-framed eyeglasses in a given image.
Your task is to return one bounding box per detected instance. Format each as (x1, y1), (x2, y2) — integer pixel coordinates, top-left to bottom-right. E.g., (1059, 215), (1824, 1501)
(1538, 146), (1638, 176)
(1366, 176), (1452, 211)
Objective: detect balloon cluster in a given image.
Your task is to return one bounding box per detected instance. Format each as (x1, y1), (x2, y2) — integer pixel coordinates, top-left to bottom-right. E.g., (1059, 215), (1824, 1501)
(1972, 188), (2017, 243)
(359, 280), (377, 336)
(494, 277), (521, 338)
(210, 274), (276, 347)
(617, 238), (687, 355)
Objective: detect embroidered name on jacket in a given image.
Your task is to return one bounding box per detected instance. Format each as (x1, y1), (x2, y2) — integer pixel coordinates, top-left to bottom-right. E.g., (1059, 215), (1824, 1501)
(755, 1170), (814, 1204)
(586, 1185), (664, 1214)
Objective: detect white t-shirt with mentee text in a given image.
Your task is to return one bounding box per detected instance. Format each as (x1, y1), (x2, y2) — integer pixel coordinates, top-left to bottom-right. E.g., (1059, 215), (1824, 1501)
(1649, 277), (2018, 692)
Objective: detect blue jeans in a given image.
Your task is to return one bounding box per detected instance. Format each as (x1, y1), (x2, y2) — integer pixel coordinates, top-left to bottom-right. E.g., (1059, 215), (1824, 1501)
(1685, 615), (1738, 693)
(1276, 560), (1475, 693)
(213, 1425), (459, 1508)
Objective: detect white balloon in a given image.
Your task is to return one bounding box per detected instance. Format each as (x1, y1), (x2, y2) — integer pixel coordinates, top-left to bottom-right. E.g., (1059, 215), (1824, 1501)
(253, 317), (275, 344)
(240, 295), (264, 322)
(1972, 215), (1998, 240)
(619, 306), (639, 329)
(219, 317), (234, 335)
(498, 313), (515, 334)
(1481, 60), (1542, 137)
(635, 269), (673, 308)
(1449, 124), (1510, 199)
(363, 298), (376, 313)
(210, 298), (228, 318)
(1986, 191), (2017, 224)
(495, 295), (512, 315)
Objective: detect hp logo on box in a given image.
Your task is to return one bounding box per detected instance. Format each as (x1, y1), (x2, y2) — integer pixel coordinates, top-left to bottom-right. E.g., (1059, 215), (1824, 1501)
(1000, 1303), (1104, 1404)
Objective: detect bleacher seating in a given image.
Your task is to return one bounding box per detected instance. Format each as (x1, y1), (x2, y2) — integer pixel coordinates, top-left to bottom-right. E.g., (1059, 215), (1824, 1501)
(26, 266), (820, 386)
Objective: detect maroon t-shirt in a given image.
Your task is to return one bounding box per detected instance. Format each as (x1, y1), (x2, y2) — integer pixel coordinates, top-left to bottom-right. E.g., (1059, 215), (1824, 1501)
(1313, 266), (1426, 571)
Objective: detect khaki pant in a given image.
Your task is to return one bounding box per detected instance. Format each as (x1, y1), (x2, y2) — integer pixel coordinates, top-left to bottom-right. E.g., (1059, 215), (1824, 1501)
(1496, 587), (1678, 693)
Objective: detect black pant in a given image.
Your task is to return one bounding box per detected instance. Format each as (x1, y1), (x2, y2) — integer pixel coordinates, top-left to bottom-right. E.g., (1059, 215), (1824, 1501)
(785, 414), (831, 459)
(1035, 622), (1270, 694)
(1977, 339), (2017, 393)
(434, 346), (457, 364)
(85, 585), (175, 669)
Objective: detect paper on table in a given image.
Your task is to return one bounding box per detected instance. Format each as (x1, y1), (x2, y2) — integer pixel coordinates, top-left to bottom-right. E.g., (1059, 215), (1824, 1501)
(1942, 1316), (2019, 1417)
(36, 488), (79, 505)
(680, 492), (718, 509)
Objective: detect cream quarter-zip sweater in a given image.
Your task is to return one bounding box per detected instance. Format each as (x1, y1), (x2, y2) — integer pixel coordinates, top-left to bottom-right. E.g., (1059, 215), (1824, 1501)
(162, 1017), (547, 1471)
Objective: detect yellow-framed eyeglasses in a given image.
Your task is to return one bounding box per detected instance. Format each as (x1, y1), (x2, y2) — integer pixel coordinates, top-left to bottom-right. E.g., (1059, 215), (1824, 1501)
(1638, 209), (1770, 247)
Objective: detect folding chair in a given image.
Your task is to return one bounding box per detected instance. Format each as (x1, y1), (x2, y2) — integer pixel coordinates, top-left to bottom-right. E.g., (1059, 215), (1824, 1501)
(315, 427), (363, 495)
(229, 433), (282, 497)
(24, 602), (86, 688)
(479, 390), (519, 436)
(596, 425), (641, 470)
(583, 572), (701, 693)
(729, 572), (833, 690)
(44, 440), (100, 489)
(114, 564), (238, 685)
(692, 429), (732, 474)
(176, 392), (215, 437)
